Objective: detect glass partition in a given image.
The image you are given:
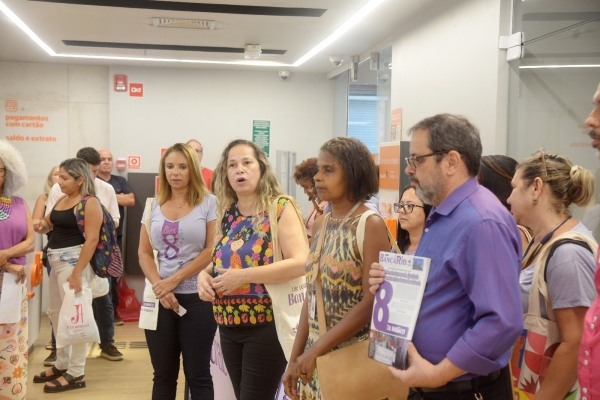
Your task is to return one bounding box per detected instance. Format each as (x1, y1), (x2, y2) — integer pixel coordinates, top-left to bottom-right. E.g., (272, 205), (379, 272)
(508, 0), (600, 229)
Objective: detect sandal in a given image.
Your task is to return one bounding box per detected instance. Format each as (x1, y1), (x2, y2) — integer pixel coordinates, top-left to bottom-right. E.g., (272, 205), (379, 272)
(33, 366), (67, 383)
(43, 373), (86, 393)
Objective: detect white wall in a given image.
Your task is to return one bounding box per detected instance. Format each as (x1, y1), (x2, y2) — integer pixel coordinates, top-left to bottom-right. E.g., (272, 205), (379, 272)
(0, 61), (109, 347)
(390, 0), (512, 154)
(109, 66), (333, 176)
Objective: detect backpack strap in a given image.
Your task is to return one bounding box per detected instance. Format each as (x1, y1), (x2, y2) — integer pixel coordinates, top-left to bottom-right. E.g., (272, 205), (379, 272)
(74, 195), (93, 237)
(543, 239), (593, 282)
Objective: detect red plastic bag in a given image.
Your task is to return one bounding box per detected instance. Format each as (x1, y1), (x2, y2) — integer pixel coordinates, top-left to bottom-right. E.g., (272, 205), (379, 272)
(116, 276), (141, 322)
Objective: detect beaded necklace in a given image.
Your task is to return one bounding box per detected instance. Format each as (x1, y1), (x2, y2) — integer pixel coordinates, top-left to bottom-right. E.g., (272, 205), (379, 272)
(0, 196), (12, 221)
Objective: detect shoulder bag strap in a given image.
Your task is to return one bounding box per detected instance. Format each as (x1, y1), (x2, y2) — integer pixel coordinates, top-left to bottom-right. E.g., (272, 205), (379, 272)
(268, 195), (308, 263)
(356, 210), (401, 260)
(529, 231), (598, 321)
(518, 224), (533, 244)
(144, 198), (154, 244)
(313, 214), (331, 338)
(144, 198), (159, 273)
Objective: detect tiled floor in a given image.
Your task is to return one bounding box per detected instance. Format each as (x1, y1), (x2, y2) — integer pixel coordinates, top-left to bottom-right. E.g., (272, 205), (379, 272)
(27, 316), (186, 399)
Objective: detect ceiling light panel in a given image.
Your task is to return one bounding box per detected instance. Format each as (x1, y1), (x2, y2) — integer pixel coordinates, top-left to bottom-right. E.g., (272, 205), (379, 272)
(152, 18), (215, 30)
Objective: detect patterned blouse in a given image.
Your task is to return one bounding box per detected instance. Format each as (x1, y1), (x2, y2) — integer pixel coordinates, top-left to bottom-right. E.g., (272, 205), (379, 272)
(212, 198), (288, 327)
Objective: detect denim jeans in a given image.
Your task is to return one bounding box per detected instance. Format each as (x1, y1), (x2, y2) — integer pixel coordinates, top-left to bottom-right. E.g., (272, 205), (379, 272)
(92, 291), (115, 348)
(219, 322), (288, 400)
(47, 244), (96, 377)
(145, 293), (217, 400)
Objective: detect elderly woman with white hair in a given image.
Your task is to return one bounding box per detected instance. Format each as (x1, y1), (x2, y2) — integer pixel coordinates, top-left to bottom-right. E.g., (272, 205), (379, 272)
(0, 140), (34, 400)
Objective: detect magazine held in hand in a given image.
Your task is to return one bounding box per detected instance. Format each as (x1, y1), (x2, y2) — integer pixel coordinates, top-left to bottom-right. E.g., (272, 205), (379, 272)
(368, 251), (430, 369)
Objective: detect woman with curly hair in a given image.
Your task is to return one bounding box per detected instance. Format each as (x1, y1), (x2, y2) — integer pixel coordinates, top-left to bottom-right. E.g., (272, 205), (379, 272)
(198, 139), (308, 400)
(507, 150), (597, 399)
(0, 140), (34, 399)
(294, 158), (328, 241)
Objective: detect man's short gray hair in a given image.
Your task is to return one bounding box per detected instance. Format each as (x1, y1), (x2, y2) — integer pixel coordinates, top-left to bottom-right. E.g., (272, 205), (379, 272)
(0, 140), (28, 197)
(409, 114), (482, 177)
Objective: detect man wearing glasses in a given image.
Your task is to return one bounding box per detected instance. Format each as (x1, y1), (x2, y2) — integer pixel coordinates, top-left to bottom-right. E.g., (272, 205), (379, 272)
(392, 114), (523, 399)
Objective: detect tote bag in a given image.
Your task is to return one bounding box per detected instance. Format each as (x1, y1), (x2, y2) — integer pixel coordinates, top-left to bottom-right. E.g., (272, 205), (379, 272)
(56, 279), (100, 348)
(138, 198), (161, 330)
(511, 231), (597, 400)
(264, 196), (308, 362)
(312, 211), (407, 400)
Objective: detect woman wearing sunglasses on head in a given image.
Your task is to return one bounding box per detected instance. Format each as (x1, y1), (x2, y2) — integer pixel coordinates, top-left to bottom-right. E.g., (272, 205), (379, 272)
(507, 150), (597, 399)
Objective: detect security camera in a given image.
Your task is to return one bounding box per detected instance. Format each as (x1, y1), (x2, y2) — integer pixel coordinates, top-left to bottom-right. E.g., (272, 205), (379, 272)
(278, 70), (290, 80)
(330, 55), (345, 67)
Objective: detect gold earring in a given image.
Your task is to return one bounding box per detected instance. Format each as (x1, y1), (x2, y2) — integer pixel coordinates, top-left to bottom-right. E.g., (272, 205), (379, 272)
(532, 199), (538, 205)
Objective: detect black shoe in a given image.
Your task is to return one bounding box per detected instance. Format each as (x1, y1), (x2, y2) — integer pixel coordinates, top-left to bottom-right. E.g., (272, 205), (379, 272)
(44, 349), (57, 366)
(100, 343), (124, 361)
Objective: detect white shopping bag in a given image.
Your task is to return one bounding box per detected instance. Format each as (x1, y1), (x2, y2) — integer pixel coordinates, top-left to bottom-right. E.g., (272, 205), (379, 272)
(90, 275), (110, 298)
(138, 277), (160, 330)
(56, 279), (100, 348)
(0, 273), (22, 324)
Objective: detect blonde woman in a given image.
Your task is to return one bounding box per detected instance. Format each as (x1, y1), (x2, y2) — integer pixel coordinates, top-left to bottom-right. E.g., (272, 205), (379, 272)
(197, 139), (309, 400)
(507, 150), (597, 399)
(138, 143), (217, 399)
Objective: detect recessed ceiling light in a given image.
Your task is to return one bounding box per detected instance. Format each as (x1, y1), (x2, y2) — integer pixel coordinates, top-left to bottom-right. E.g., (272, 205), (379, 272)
(244, 44), (262, 60)
(152, 18), (216, 30)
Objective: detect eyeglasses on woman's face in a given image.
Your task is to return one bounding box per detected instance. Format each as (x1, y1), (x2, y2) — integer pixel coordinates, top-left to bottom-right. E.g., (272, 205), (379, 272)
(0, 168), (5, 177)
(394, 202), (425, 214)
(404, 151), (449, 169)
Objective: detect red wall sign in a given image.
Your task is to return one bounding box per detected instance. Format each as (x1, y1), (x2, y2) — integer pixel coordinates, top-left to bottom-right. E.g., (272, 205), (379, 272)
(128, 155), (141, 169)
(129, 83), (144, 97)
(114, 75), (127, 92)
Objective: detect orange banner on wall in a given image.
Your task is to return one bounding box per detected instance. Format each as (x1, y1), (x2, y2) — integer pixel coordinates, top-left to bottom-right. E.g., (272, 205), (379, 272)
(379, 143), (400, 190)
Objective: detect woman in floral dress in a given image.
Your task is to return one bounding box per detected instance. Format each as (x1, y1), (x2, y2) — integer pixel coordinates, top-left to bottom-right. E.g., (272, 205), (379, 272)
(0, 140), (34, 400)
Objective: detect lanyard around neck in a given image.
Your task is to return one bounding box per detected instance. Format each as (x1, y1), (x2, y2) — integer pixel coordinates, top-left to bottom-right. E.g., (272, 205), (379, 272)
(521, 216), (571, 269)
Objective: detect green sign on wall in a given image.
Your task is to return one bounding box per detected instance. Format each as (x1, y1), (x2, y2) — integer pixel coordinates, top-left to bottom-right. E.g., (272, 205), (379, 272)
(252, 120), (270, 157)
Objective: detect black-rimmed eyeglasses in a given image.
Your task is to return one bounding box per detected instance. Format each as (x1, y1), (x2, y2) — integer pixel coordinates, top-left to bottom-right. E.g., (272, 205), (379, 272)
(404, 151), (449, 169)
(394, 202), (425, 214)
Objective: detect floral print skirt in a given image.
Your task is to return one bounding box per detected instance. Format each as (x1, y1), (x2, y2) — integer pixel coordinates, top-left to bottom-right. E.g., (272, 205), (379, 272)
(0, 283), (28, 399)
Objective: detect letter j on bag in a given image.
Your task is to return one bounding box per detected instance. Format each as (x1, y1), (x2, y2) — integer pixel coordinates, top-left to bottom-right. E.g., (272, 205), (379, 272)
(71, 304), (84, 324)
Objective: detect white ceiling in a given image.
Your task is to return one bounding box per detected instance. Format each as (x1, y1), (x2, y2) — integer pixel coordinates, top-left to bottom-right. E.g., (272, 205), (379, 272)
(0, 0), (435, 73)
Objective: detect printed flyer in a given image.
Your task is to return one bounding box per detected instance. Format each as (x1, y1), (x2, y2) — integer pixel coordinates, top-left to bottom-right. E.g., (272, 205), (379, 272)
(368, 251), (430, 369)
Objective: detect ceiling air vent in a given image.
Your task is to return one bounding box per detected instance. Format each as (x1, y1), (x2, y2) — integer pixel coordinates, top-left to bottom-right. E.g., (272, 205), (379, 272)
(152, 18), (216, 30)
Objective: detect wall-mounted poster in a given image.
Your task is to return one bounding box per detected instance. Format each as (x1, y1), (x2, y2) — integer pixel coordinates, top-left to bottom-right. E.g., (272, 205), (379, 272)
(379, 142), (400, 190)
(252, 120), (270, 157)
